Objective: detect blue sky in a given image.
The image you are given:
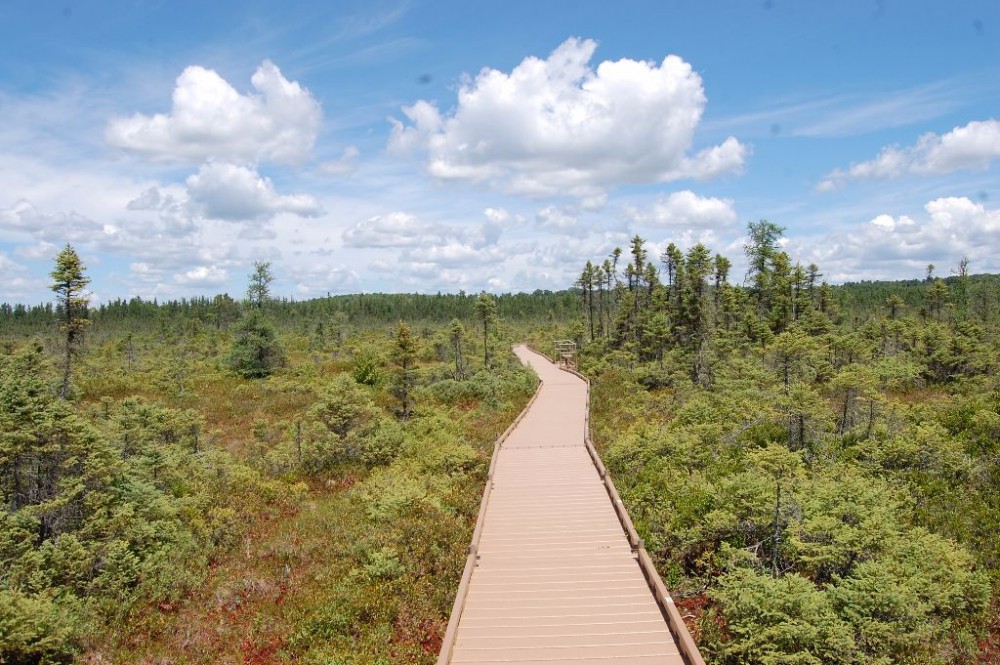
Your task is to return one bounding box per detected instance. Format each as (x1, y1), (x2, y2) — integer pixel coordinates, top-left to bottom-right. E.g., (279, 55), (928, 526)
(1, 0), (998, 304)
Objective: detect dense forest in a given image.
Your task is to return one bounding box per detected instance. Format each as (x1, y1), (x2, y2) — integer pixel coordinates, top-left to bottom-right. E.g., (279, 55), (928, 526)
(2, 230), (999, 664)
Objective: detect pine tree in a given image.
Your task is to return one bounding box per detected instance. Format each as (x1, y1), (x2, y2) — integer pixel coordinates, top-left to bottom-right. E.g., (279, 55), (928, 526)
(577, 262), (596, 341)
(227, 309), (284, 378)
(229, 264), (284, 378)
(628, 236), (647, 342)
(593, 263), (606, 339)
(449, 319), (466, 379)
(713, 253), (731, 310)
(391, 321), (418, 418)
(50, 244), (91, 399)
(744, 220), (786, 320)
(768, 251), (794, 333)
(886, 294), (906, 320)
(474, 292), (497, 369)
(954, 256), (970, 320)
(662, 243), (684, 314)
(247, 261), (274, 309)
(211, 293), (239, 329)
(926, 279), (950, 321)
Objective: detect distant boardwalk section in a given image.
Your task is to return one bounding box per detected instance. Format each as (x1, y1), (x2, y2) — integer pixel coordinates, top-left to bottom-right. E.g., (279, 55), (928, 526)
(438, 345), (700, 664)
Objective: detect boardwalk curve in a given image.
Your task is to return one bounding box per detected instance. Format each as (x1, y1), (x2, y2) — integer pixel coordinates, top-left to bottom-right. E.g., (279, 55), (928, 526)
(438, 345), (702, 664)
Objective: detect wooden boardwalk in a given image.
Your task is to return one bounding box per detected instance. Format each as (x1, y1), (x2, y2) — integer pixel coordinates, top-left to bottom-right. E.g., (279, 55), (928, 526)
(439, 345), (695, 664)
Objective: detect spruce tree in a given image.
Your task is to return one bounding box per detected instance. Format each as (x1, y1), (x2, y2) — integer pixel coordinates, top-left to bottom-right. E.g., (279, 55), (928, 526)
(449, 319), (466, 379)
(391, 321), (418, 418)
(744, 220), (786, 320)
(247, 261), (274, 309)
(226, 309), (283, 378)
(228, 263), (284, 378)
(50, 244), (90, 399)
(474, 292), (497, 369)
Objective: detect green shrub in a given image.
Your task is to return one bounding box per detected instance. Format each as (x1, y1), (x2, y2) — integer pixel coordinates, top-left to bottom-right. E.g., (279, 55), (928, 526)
(0, 589), (84, 665)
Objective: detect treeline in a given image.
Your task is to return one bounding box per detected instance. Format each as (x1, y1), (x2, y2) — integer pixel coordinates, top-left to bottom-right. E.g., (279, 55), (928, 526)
(835, 271), (999, 323)
(0, 289), (578, 339)
(573, 223), (1000, 664)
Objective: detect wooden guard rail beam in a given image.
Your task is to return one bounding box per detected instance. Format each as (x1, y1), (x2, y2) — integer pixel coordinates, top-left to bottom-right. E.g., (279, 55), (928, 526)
(559, 362), (706, 665)
(435, 375), (544, 665)
(437, 345), (704, 665)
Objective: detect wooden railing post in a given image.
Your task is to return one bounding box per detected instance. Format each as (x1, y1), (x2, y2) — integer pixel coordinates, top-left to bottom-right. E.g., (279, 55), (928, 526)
(557, 362), (707, 665)
(436, 358), (544, 665)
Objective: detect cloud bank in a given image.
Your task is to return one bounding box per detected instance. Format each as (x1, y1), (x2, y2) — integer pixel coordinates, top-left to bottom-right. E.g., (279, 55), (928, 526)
(624, 190), (737, 228)
(805, 196), (1000, 279)
(819, 119), (1000, 190)
(389, 38), (747, 198)
(185, 162), (322, 221)
(106, 60), (322, 165)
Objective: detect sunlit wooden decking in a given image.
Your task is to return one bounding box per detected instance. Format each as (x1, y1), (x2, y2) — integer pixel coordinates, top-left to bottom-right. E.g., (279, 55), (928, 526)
(439, 345), (698, 664)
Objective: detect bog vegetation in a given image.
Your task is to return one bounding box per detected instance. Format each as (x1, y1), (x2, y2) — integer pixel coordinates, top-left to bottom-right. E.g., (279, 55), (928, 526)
(0, 251), (557, 664)
(1, 228), (998, 664)
(569, 223), (1000, 664)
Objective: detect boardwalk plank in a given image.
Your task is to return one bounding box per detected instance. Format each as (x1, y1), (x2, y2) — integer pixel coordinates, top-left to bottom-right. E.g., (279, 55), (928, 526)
(443, 346), (683, 664)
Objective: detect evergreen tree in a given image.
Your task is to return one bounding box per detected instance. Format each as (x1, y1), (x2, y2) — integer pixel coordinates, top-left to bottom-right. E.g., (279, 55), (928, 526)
(628, 235), (648, 342)
(682, 244), (714, 382)
(601, 258), (614, 336)
(211, 293), (239, 329)
(769, 251), (794, 332)
(713, 253), (731, 310)
(247, 261), (274, 309)
(226, 309), (284, 378)
(744, 220), (786, 320)
(926, 279), (950, 321)
(662, 242), (685, 315)
(593, 263), (606, 339)
(954, 255), (970, 320)
(390, 321), (418, 419)
(449, 318), (466, 379)
(474, 292), (497, 369)
(885, 294), (906, 319)
(50, 244), (91, 399)
(577, 262), (596, 341)
(818, 282), (838, 320)
(228, 264), (284, 378)
(806, 263), (822, 306)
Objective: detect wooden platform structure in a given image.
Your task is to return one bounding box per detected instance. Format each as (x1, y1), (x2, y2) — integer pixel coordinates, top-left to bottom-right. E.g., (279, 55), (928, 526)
(437, 345), (704, 665)
(553, 339), (578, 369)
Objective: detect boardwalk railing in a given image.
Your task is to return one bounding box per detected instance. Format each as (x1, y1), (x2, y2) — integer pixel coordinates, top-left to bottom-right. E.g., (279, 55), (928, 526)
(436, 376), (544, 665)
(437, 348), (705, 665)
(562, 364), (706, 665)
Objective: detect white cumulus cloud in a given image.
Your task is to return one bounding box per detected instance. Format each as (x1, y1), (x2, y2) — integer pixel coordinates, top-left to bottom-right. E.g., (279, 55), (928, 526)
(106, 60), (322, 165)
(0, 200), (103, 243)
(185, 162), (322, 221)
(535, 206), (579, 234)
(288, 263), (360, 297)
(343, 208), (513, 251)
(174, 265), (229, 287)
(819, 119), (1000, 190)
(389, 37), (747, 198)
(342, 211), (437, 248)
(804, 196), (1000, 279)
(480, 207), (517, 246)
(402, 241), (507, 268)
(624, 190), (737, 228)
